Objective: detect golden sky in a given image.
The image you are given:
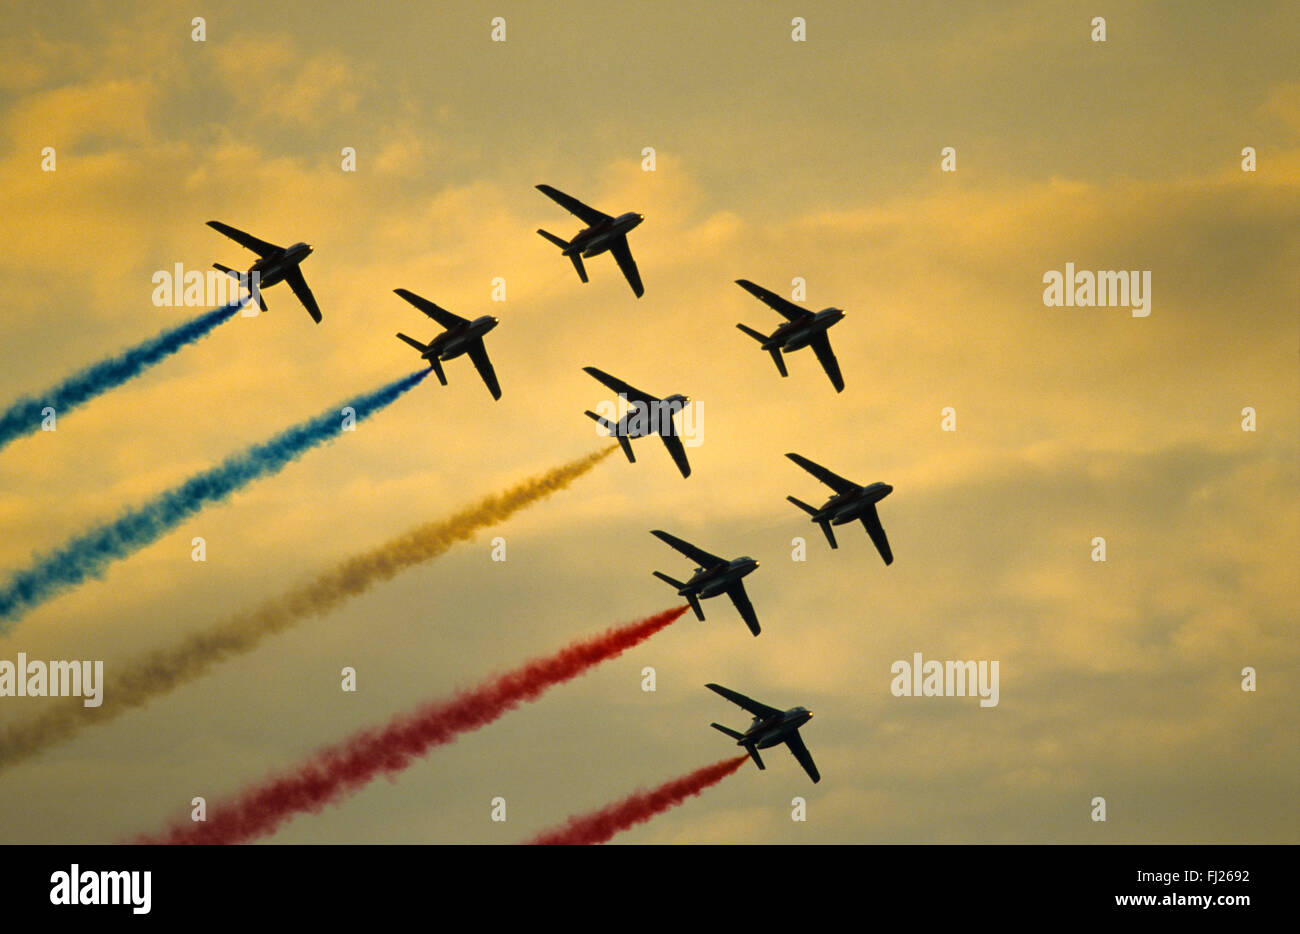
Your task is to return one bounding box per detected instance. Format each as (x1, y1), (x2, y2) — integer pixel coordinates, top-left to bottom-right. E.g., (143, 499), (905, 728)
(0, 0), (1296, 843)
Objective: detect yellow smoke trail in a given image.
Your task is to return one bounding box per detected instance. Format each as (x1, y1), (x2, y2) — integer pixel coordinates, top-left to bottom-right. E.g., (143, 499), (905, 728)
(0, 446), (615, 770)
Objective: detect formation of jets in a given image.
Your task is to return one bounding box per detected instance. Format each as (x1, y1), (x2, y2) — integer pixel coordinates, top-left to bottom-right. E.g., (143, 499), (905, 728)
(650, 530), (761, 636)
(207, 221), (322, 323)
(203, 180), (897, 789)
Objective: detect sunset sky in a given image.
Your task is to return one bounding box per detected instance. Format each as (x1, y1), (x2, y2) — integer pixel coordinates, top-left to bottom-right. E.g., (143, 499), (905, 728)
(0, 0), (1295, 844)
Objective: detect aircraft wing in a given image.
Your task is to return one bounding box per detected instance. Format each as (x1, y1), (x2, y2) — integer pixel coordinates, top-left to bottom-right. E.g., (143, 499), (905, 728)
(660, 432), (691, 478)
(735, 279), (811, 322)
(651, 530), (722, 568)
(862, 504), (894, 565)
(726, 582), (761, 636)
(609, 236), (644, 297)
(582, 366), (657, 406)
(785, 453), (859, 494)
(285, 267), (322, 323)
(809, 332), (845, 392)
(466, 339), (502, 400)
(785, 730), (821, 783)
(536, 184), (611, 226)
(394, 289), (468, 330)
(206, 221), (280, 257)
(705, 683), (782, 720)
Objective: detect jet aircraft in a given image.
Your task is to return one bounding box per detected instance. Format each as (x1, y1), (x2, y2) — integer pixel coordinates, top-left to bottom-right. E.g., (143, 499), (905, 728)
(707, 683), (819, 782)
(651, 530), (761, 636)
(536, 184), (645, 297)
(786, 452), (894, 564)
(734, 278), (847, 392)
(393, 289), (501, 400)
(582, 366), (691, 477)
(207, 220), (321, 323)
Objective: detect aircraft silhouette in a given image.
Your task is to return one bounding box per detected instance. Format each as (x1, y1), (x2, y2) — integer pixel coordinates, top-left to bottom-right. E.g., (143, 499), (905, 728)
(786, 452), (894, 564)
(583, 366), (691, 477)
(735, 278), (847, 391)
(207, 221), (321, 323)
(393, 289), (501, 400)
(651, 530), (761, 636)
(537, 184), (645, 297)
(707, 683), (819, 782)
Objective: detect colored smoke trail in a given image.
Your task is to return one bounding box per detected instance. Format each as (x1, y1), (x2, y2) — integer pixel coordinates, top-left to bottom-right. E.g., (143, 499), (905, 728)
(0, 446), (616, 771)
(0, 300), (244, 453)
(528, 756), (749, 845)
(134, 605), (690, 844)
(0, 370), (429, 628)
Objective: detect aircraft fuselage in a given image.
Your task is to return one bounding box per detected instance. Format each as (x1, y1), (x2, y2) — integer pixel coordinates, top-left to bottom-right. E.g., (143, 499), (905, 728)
(246, 242), (312, 289)
(768, 307), (845, 351)
(740, 707), (813, 749)
(569, 212), (644, 257)
(427, 315), (499, 360)
(818, 482), (893, 524)
(610, 393), (688, 439)
(686, 556), (759, 598)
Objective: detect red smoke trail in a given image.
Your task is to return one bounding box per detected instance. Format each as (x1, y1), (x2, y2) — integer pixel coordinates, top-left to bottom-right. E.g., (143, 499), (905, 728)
(135, 605), (689, 845)
(528, 755), (749, 845)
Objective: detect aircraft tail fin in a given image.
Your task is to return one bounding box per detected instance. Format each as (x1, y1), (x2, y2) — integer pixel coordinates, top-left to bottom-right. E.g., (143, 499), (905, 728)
(396, 333), (447, 385)
(395, 332), (427, 353)
(214, 264), (265, 309)
(788, 496), (836, 548)
(787, 495), (818, 516)
(584, 409), (619, 435)
(652, 570), (687, 591)
(213, 265), (260, 310)
(710, 722), (744, 741)
(585, 411), (634, 462)
(536, 228), (569, 250)
(538, 229), (588, 282)
(615, 433), (633, 463)
(736, 322), (765, 340)
(711, 724), (763, 767)
(655, 572), (704, 619)
(737, 324), (787, 376)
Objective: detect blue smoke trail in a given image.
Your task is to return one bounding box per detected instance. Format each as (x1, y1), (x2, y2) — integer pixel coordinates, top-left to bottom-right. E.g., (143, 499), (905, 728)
(0, 300), (245, 453)
(0, 369), (430, 629)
